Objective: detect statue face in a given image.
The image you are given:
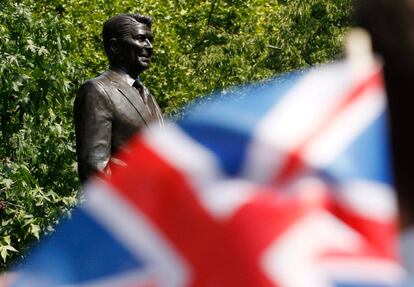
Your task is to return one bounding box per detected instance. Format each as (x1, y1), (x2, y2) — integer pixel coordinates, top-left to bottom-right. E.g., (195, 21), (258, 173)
(118, 22), (153, 76)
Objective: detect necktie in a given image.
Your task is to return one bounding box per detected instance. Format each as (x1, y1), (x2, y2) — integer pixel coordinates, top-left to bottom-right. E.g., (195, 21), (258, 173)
(133, 79), (155, 117)
(134, 80), (164, 127)
(132, 79), (147, 103)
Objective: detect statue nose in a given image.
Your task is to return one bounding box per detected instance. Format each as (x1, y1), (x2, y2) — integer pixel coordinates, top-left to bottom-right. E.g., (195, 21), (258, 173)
(145, 39), (153, 48)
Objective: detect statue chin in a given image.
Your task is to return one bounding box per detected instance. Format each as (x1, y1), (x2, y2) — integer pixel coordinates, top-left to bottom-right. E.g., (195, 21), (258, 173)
(137, 60), (151, 71)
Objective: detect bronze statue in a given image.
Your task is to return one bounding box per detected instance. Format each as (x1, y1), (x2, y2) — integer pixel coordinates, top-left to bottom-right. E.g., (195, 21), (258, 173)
(74, 14), (164, 183)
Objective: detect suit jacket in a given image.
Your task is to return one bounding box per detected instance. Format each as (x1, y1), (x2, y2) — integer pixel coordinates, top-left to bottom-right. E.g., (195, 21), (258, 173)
(74, 68), (164, 183)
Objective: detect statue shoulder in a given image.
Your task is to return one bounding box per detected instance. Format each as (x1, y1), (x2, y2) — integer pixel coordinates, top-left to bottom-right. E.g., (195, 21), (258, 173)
(75, 72), (114, 110)
(77, 74), (110, 97)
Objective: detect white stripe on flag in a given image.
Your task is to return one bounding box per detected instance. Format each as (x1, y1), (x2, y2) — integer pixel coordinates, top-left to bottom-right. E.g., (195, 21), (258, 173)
(338, 179), (397, 221)
(262, 209), (363, 287)
(319, 258), (406, 285)
(303, 83), (385, 168)
(143, 125), (252, 220)
(143, 124), (223, 187)
(62, 270), (155, 287)
(242, 62), (356, 183)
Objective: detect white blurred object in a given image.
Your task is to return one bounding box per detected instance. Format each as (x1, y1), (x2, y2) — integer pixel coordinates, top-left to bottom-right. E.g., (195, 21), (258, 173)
(345, 28), (376, 79)
(400, 228), (414, 280)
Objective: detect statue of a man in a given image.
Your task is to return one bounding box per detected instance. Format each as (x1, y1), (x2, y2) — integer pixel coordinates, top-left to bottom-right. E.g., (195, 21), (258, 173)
(74, 14), (164, 183)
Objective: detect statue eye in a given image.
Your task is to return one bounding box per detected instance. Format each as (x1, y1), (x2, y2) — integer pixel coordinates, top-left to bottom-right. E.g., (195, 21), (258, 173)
(133, 35), (153, 44)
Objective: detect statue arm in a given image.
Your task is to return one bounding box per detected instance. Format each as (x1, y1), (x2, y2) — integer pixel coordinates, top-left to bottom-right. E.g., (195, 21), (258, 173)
(74, 81), (114, 183)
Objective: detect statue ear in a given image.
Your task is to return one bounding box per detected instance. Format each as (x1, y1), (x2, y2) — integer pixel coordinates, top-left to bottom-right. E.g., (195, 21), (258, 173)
(109, 38), (119, 55)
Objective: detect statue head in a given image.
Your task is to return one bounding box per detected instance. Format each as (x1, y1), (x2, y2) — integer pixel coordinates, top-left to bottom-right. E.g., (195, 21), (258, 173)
(103, 14), (153, 78)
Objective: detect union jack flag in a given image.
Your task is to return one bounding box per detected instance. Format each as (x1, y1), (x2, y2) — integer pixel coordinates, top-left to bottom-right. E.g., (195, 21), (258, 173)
(10, 59), (410, 287)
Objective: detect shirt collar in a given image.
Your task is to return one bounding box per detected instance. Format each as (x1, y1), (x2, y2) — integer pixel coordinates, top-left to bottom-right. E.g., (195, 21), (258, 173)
(109, 66), (136, 86)
(126, 75), (135, 87)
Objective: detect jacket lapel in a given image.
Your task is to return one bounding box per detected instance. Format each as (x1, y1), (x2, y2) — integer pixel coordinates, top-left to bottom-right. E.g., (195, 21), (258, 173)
(105, 69), (151, 123)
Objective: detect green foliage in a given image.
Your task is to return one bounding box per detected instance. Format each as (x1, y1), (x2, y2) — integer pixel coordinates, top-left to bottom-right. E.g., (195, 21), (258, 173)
(142, 0), (352, 112)
(0, 2), (79, 269)
(0, 0), (352, 271)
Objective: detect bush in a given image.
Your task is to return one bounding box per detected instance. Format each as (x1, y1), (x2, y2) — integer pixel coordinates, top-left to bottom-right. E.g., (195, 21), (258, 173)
(0, 2), (80, 269)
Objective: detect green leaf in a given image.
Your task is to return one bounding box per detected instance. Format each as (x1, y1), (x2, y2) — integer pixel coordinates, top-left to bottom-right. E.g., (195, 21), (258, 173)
(30, 224), (41, 239)
(3, 236), (11, 245)
(1, 179), (13, 189)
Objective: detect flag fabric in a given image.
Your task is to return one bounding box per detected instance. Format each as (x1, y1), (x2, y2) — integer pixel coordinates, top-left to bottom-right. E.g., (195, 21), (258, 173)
(11, 60), (409, 287)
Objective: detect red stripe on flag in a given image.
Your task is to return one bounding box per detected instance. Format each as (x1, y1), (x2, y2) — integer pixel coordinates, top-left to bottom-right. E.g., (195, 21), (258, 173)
(328, 198), (399, 260)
